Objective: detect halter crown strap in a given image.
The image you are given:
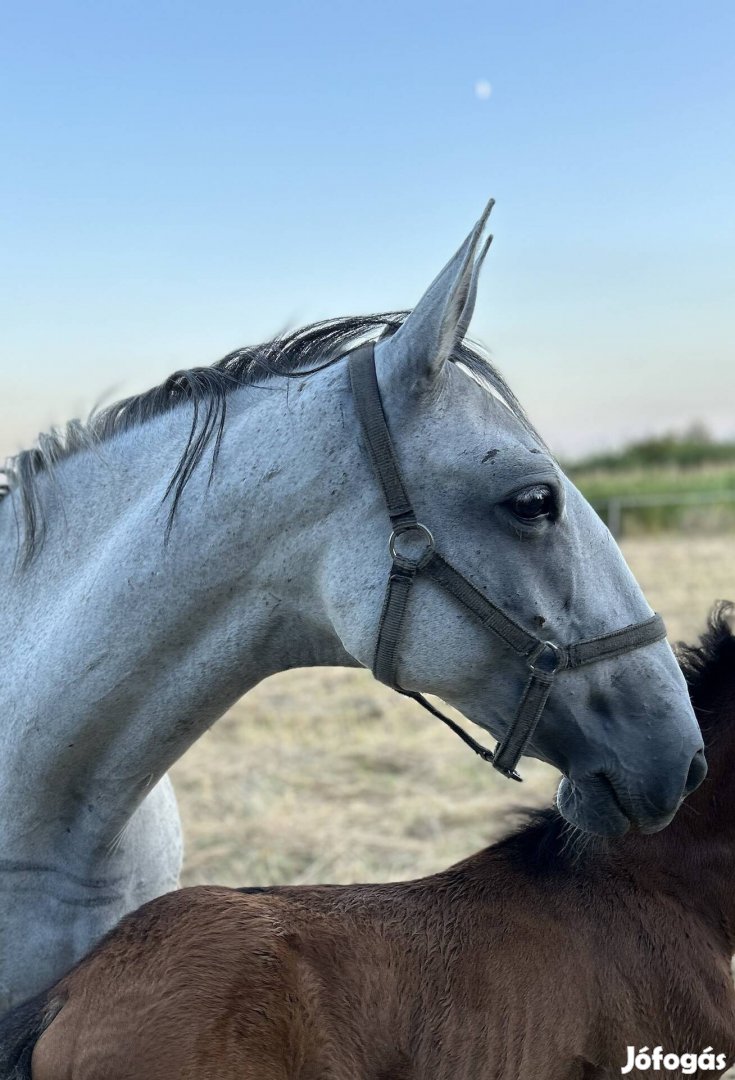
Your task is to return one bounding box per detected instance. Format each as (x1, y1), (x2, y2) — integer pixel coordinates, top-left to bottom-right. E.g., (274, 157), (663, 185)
(349, 339), (416, 527)
(348, 342), (667, 780)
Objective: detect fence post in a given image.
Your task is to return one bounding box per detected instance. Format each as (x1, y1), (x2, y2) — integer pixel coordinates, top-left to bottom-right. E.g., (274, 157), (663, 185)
(607, 498), (622, 539)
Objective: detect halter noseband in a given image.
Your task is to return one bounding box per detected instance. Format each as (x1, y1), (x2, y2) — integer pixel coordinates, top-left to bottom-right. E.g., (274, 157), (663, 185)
(349, 343), (667, 781)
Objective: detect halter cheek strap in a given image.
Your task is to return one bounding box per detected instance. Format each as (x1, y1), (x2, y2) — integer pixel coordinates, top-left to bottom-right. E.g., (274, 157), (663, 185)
(348, 342), (667, 781)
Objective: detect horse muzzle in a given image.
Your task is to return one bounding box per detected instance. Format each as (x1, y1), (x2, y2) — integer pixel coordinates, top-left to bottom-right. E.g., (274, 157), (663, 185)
(557, 748), (707, 837)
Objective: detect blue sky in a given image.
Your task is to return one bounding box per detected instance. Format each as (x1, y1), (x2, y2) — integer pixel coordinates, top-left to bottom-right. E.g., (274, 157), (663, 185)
(1, 0), (733, 457)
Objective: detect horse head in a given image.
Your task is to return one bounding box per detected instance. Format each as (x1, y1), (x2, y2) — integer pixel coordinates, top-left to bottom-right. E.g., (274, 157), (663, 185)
(325, 197), (705, 836)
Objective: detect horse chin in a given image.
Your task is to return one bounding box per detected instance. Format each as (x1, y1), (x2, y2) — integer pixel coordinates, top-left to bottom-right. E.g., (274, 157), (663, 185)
(556, 775), (632, 838)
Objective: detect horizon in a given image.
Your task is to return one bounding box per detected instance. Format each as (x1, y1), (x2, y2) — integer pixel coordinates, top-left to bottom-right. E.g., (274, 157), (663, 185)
(1, 341), (732, 472)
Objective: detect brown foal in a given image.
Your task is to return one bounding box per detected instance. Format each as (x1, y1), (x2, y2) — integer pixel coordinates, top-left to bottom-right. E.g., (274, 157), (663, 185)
(3, 604), (735, 1080)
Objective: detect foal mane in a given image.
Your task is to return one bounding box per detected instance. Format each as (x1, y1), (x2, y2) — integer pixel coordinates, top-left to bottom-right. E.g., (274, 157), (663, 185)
(2, 313), (535, 565)
(676, 601), (735, 742)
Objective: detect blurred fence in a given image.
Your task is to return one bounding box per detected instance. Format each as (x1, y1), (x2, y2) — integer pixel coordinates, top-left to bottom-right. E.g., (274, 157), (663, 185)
(594, 490), (735, 539)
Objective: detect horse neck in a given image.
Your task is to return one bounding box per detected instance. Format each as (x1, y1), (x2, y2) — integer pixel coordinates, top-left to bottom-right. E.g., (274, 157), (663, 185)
(0, 369), (358, 866)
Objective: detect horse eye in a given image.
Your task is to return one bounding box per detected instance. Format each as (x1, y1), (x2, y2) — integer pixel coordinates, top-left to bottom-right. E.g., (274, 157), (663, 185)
(507, 485), (555, 521)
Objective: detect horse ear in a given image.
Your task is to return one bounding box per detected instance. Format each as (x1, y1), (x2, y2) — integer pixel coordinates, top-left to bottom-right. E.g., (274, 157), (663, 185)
(378, 197), (495, 390)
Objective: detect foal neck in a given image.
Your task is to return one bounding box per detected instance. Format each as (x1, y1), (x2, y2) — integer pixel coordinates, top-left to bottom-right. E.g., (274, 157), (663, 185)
(620, 611), (735, 937)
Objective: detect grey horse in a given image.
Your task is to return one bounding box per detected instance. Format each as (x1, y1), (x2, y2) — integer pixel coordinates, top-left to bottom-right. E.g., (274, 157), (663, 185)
(0, 197), (704, 1006)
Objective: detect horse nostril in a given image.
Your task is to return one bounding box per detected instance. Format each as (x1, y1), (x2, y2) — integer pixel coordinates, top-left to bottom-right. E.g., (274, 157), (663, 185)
(684, 749), (707, 796)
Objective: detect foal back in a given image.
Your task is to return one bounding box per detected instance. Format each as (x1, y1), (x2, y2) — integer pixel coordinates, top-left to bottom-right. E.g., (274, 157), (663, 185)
(28, 878), (596, 1080)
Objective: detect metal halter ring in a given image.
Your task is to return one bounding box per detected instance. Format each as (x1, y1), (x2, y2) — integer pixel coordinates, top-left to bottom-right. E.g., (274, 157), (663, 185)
(388, 522), (436, 571)
(528, 640), (564, 676)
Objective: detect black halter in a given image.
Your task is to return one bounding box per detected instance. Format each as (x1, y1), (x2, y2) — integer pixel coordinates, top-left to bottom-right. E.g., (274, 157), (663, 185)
(348, 343), (667, 781)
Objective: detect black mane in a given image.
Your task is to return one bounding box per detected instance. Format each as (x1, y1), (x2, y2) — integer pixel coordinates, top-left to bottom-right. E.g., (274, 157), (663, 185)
(676, 601), (735, 703)
(2, 312), (534, 565)
(492, 807), (596, 876)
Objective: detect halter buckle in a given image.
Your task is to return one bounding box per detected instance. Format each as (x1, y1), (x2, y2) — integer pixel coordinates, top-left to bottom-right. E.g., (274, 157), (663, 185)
(388, 522), (436, 571)
(528, 640), (564, 676)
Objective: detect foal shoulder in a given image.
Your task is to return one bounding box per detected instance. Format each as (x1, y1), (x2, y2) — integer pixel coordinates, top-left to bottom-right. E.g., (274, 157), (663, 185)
(32, 886), (314, 1080)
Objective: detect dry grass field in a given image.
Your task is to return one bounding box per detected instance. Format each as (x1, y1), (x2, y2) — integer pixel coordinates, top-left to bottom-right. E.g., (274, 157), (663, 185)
(172, 533), (733, 889)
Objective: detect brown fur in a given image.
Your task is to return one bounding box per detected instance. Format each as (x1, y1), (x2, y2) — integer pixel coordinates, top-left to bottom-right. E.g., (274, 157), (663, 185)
(24, 606), (735, 1079)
